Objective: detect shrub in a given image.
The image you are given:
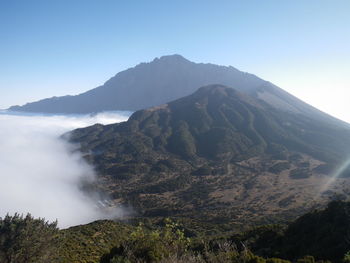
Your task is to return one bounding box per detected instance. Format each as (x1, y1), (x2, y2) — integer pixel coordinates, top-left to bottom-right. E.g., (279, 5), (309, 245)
(101, 219), (190, 263)
(0, 213), (58, 263)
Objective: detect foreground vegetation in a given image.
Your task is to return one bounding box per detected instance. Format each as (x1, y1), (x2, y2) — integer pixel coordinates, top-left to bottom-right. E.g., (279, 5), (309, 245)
(0, 201), (349, 263)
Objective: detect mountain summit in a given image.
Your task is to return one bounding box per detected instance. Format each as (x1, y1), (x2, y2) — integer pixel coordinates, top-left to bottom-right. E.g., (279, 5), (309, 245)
(8, 55), (342, 125)
(69, 85), (350, 224)
(9, 54), (266, 113)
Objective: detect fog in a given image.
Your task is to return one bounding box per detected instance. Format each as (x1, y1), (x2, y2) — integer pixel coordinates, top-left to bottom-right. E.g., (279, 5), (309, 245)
(0, 111), (131, 228)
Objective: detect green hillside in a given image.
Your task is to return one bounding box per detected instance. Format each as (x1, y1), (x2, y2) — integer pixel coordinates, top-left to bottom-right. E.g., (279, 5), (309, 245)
(69, 85), (350, 224)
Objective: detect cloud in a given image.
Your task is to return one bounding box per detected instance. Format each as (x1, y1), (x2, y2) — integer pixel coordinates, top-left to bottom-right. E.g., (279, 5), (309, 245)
(0, 111), (131, 228)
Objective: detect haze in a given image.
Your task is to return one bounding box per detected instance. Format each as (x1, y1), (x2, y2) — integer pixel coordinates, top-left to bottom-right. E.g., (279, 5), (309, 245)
(0, 111), (130, 228)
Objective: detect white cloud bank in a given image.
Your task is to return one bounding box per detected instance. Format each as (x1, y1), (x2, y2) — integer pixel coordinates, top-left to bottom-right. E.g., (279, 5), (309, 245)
(0, 111), (131, 228)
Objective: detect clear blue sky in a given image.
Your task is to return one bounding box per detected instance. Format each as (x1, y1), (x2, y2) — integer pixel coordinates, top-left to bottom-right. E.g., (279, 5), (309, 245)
(1, 0), (349, 121)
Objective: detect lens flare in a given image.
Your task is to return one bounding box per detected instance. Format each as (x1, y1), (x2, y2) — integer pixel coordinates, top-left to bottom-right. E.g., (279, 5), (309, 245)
(318, 158), (350, 197)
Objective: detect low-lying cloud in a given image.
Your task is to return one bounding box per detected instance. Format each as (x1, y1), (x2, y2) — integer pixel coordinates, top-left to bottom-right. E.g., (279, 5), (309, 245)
(0, 111), (131, 228)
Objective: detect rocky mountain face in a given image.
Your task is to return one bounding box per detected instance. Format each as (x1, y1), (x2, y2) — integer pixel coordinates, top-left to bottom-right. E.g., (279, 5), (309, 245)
(68, 85), (350, 225)
(9, 55), (346, 127)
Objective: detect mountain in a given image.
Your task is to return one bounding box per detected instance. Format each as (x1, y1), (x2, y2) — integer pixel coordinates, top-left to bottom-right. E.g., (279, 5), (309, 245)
(68, 85), (350, 225)
(8, 55), (346, 126)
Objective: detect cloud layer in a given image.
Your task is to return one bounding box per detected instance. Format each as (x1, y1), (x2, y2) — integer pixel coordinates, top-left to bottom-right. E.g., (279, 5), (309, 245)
(0, 111), (130, 228)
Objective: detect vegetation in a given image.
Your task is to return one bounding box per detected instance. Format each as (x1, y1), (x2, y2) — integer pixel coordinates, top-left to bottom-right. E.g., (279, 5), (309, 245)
(100, 219), (190, 263)
(57, 220), (132, 263)
(1, 201), (349, 263)
(0, 213), (59, 263)
(278, 201), (350, 262)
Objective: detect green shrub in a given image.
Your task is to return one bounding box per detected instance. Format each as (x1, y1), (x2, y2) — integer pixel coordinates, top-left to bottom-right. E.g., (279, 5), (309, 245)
(0, 213), (58, 263)
(297, 256), (315, 263)
(102, 219), (190, 263)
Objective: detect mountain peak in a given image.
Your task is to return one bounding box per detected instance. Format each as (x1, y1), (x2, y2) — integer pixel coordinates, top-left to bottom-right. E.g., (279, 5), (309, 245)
(69, 84), (350, 224)
(195, 84), (236, 96)
(8, 55), (347, 128)
(152, 54), (190, 63)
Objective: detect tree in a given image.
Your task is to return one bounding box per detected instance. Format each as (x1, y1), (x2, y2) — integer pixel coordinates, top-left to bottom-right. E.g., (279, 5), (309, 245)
(0, 213), (59, 263)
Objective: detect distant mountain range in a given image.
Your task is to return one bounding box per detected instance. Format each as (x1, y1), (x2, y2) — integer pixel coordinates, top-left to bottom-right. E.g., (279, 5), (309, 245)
(8, 55), (346, 127)
(69, 84), (350, 225)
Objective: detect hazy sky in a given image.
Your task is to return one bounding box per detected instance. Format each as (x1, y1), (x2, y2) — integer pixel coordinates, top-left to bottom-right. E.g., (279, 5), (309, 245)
(1, 0), (349, 122)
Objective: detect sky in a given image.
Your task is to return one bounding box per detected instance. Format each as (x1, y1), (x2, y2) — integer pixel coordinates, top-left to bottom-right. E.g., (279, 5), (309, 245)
(1, 0), (350, 122)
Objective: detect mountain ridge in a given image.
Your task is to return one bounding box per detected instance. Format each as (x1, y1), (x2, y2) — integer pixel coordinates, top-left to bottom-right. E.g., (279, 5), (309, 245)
(69, 84), (350, 225)
(9, 55), (347, 128)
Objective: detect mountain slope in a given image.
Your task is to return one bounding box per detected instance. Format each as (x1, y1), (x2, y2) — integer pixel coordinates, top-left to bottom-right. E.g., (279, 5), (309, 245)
(69, 85), (350, 225)
(9, 55), (346, 127)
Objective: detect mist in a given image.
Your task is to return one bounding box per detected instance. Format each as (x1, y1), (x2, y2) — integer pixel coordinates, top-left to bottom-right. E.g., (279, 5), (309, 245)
(0, 111), (131, 228)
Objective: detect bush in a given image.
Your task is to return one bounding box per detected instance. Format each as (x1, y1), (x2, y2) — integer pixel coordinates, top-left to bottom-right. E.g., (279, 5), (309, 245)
(101, 219), (190, 263)
(0, 213), (58, 263)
